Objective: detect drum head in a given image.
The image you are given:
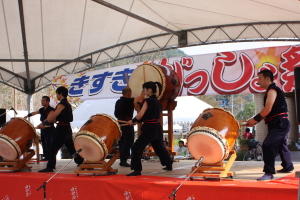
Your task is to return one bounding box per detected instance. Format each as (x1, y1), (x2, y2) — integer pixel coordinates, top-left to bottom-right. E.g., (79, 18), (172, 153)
(129, 63), (165, 99)
(0, 138), (18, 160)
(74, 135), (105, 162)
(188, 131), (225, 164)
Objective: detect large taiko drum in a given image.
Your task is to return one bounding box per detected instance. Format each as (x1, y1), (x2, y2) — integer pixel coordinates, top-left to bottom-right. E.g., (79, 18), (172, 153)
(0, 117), (37, 160)
(128, 63), (181, 100)
(74, 114), (121, 162)
(187, 108), (240, 164)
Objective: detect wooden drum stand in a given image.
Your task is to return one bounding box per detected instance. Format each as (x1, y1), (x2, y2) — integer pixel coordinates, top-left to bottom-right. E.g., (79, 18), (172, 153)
(0, 138), (39, 172)
(187, 150), (236, 180)
(74, 149), (120, 176)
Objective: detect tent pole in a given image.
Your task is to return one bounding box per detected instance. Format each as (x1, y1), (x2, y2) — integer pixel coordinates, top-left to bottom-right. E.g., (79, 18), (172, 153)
(14, 88), (16, 117)
(27, 93), (33, 120)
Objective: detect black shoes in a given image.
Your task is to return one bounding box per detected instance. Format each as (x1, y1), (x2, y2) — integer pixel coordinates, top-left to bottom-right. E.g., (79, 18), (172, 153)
(162, 160), (173, 171)
(257, 173), (273, 181)
(38, 168), (53, 172)
(162, 165), (172, 171)
(120, 161), (131, 167)
(126, 170), (141, 176)
(276, 169), (294, 173)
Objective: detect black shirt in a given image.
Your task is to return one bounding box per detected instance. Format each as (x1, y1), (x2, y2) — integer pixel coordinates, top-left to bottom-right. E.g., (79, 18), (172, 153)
(56, 98), (73, 123)
(39, 106), (55, 126)
(141, 95), (161, 121)
(114, 97), (134, 121)
(264, 83), (288, 122)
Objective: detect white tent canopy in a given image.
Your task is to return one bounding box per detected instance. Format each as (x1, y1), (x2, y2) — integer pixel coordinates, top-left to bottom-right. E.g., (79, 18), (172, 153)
(168, 96), (212, 123)
(0, 0), (299, 94)
(163, 124), (182, 130)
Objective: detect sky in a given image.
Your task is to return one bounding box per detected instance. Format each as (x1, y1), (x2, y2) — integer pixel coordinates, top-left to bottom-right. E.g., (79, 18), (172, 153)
(180, 41), (300, 56)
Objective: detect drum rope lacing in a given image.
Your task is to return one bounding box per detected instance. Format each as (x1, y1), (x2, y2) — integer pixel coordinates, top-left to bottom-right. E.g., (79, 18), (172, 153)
(0, 118), (37, 158)
(74, 130), (109, 160)
(74, 114), (121, 160)
(187, 126), (229, 160)
(0, 134), (22, 158)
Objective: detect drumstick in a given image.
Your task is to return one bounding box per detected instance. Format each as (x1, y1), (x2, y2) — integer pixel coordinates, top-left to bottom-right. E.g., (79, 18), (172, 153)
(143, 65), (146, 83)
(120, 124), (130, 127)
(125, 73), (129, 87)
(35, 125), (50, 129)
(118, 120), (128, 124)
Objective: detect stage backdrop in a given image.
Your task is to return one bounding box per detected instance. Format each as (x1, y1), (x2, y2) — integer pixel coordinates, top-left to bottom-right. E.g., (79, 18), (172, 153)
(50, 45), (300, 104)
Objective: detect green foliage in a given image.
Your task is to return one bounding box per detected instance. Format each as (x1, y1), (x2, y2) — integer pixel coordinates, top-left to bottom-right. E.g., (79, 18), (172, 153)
(195, 95), (219, 107)
(164, 49), (186, 58)
(96, 49), (186, 70)
(196, 94), (255, 117)
(173, 139), (182, 146)
(224, 150), (247, 161)
(236, 102), (255, 121)
(236, 150), (247, 161)
(238, 138), (249, 146)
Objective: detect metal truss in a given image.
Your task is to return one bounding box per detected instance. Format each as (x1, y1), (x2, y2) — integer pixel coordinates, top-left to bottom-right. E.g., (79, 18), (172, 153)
(1, 21), (299, 94)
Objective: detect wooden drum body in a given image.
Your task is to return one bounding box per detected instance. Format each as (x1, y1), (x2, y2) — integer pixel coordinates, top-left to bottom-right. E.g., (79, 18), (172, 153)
(74, 114), (121, 162)
(0, 118), (37, 160)
(128, 63), (181, 100)
(187, 108), (240, 164)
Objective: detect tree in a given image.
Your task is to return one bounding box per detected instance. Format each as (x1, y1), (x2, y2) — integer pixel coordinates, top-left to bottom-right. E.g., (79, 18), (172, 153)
(0, 83), (51, 112)
(236, 102), (255, 121)
(95, 49), (186, 70)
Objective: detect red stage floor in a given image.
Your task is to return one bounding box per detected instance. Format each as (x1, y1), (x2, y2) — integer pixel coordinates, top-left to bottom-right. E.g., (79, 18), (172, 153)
(0, 171), (297, 200)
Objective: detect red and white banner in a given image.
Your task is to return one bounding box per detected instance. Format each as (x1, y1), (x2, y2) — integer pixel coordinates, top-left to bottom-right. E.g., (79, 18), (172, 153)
(50, 45), (300, 103)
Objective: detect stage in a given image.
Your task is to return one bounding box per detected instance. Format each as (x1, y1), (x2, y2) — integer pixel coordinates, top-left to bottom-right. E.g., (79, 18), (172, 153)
(0, 153), (299, 200)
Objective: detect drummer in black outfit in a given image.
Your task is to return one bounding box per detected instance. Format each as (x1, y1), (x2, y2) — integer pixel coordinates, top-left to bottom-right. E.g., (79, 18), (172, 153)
(24, 96), (54, 161)
(114, 87), (144, 167)
(247, 69), (294, 181)
(37, 86), (84, 172)
(126, 81), (173, 176)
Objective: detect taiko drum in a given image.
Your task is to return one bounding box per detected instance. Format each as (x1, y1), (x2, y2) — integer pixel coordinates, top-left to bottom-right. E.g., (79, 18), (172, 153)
(0, 118), (37, 160)
(128, 63), (181, 100)
(187, 108), (240, 164)
(74, 114), (121, 162)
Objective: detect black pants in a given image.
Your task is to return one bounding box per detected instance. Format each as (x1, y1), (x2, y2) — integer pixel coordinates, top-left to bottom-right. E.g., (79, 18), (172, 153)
(40, 127), (54, 159)
(47, 125), (83, 169)
(119, 125), (134, 161)
(263, 118), (294, 174)
(130, 123), (172, 171)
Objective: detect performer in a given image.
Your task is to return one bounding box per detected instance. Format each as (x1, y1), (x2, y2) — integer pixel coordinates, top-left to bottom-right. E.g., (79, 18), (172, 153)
(24, 96), (54, 161)
(126, 81), (173, 176)
(114, 87), (144, 167)
(246, 69), (294, 181)
(37, 86), (84, 172)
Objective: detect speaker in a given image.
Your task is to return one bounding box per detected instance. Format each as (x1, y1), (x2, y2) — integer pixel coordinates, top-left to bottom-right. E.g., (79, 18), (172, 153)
(294, 67), (300, 124)
(0, 108), (6, 126)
